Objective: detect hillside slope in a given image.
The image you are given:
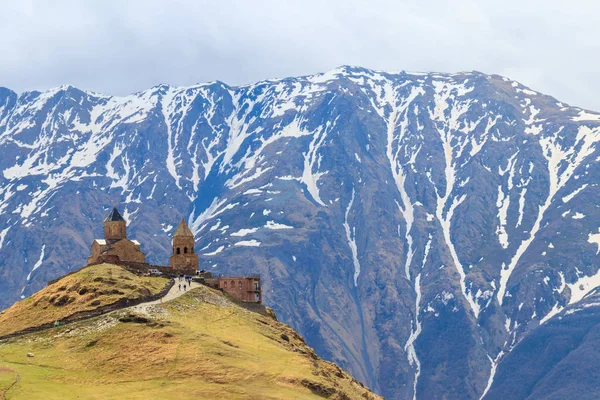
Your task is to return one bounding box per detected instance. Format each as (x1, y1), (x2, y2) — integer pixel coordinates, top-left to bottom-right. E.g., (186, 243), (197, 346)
(0, 263), (168, 337)
(0, 265), (379, 400)
(2, 67), (600, 398)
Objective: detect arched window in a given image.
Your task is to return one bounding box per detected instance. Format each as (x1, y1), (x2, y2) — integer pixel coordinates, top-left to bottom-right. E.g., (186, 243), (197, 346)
(224, 281), (227, 288)
(230, 280), (235, 288)
(176, 248), (181, 254)
(184, 247), (188, 254)
(238, 281), (243, 289)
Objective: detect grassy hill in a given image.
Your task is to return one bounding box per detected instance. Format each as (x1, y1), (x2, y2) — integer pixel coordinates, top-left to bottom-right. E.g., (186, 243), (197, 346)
(0, 264), (380, 399)
(0, 264), (168, 338)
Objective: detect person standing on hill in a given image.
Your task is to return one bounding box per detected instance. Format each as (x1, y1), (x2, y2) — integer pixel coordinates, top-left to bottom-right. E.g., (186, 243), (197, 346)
(178, 283), (181, 291)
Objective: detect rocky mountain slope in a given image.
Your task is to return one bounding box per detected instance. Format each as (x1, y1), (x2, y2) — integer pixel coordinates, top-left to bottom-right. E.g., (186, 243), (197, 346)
(1, 66), (600, 399)
(0, 264), (378, 399)
(484, 289), (600, 399)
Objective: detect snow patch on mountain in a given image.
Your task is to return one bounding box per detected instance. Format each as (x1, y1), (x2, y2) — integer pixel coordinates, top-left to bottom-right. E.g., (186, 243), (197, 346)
(343, 188), (361, 286)
(26, 245), (45, 282)
(568, 268), (600, 305)
(231, 228), (259, 237)
(234, 240), (261, 247)
(265, 220), (293, 230)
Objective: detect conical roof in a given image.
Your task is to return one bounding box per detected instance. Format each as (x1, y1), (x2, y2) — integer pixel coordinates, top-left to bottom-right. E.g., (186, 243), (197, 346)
(174, 218), (194, 237)
(104, 206), (125, 222)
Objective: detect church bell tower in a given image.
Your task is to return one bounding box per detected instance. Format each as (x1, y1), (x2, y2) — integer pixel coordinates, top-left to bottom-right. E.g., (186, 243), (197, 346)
(170, 219), (199, 273)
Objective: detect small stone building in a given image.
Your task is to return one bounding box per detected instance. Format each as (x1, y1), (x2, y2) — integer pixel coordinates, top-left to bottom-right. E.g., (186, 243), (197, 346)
(219, 276), (262, 303)
(169, 219), (198, 274)
(88, 207), (146, 265)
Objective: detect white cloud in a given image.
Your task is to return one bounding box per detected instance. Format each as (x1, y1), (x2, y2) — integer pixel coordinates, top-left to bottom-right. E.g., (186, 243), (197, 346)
(1, 0), (599, 110)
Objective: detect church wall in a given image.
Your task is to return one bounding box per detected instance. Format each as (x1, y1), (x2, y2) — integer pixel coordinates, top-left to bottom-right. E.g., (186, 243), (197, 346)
(170, 253), (198, 274)
(88, 241), (108, 264)
(110, 239), (146, 263)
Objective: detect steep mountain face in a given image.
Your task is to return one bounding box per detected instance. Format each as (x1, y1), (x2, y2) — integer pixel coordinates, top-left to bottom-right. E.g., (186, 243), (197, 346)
(1, 66), (600, 399)
(485, 289), (600, 399)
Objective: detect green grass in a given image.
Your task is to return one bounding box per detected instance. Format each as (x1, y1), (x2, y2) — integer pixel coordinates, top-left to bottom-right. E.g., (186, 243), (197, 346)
(0, 285), (379, 400)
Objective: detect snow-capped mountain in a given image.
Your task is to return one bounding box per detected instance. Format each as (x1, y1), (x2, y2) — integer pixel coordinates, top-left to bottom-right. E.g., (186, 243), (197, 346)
(1, 66), (600, 399)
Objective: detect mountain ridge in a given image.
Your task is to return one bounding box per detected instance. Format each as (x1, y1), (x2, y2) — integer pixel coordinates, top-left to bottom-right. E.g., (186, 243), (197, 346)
(2, 66), (579, 111)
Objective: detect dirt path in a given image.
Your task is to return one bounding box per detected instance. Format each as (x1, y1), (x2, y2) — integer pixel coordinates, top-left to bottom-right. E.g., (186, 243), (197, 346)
(131, 280), (200, 315)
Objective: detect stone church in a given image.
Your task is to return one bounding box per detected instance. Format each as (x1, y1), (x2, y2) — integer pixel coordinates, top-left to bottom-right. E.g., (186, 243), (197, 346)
(87, 206), (261, 303)
(88, 207), (147, 265)
(88, 207), (199, 274)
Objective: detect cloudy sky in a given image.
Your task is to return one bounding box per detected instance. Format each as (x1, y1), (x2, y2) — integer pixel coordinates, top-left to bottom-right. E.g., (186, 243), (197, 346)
(2, 0), (599, 110)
